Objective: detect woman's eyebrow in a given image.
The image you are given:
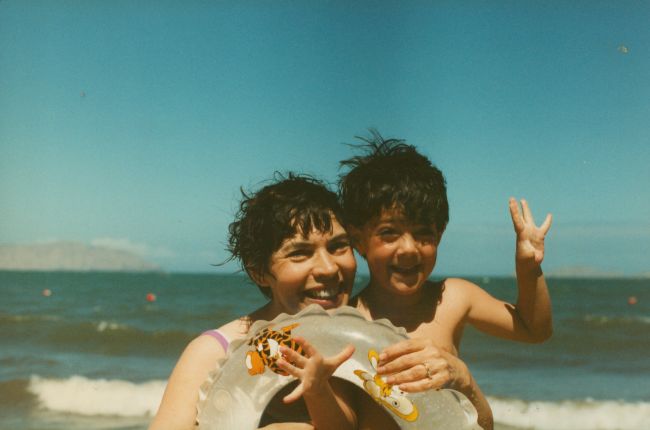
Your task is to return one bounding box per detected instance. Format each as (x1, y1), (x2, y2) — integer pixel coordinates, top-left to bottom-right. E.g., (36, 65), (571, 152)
(328, 233), (350, 242)
(280, 240), (313, 250)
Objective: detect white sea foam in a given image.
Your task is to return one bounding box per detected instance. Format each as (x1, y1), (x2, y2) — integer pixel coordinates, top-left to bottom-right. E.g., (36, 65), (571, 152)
(491, 397), (650, 430)
(28, 375), (166, 416)
(584, 314), (650, 325)
(95, 320), (128, 332)
(26, 375), (650, 427)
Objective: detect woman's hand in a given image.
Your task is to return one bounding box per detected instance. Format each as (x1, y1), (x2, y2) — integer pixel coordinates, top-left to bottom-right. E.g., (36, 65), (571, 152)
(376, 338), (470, 392)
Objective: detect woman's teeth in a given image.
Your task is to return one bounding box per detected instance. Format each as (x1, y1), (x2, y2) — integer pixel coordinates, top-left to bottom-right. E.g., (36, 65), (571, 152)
(305, 287), (339, 299)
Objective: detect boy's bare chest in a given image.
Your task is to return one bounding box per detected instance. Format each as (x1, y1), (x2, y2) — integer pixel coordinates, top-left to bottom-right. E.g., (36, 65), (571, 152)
(354, 295), (465, 355)
(408, 317), (459, 355)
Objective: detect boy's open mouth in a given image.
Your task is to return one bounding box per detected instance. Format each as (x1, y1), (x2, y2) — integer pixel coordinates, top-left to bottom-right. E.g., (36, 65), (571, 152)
(391, 265), (420, 275)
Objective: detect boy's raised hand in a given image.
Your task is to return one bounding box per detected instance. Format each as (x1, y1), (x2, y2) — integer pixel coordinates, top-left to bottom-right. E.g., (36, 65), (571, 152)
(276, 337), (355, 403)
(509, 198), (552, 267)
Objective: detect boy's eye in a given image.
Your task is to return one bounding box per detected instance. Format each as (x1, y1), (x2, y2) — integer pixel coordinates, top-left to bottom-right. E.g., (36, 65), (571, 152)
(378, 228), (399, 240)
(414, 229), (436, 242)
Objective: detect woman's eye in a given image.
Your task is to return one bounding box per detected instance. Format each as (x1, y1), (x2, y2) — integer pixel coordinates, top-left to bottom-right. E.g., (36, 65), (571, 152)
(287, 250), (310, 259)
(329, 241), (350, 253)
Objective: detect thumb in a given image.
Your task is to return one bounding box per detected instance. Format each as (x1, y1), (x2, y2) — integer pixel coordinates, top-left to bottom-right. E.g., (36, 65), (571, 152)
(326, 344), (355, 369)
(283, 382), (305, 404)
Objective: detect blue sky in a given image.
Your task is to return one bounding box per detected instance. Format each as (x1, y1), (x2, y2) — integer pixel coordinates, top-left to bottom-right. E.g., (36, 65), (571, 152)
(1, 1), (649, 276)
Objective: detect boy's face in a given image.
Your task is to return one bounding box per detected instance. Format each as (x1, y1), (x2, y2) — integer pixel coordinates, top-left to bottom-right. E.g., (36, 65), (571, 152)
(258, 216), (357, 314)
(354, 209), (440, 296)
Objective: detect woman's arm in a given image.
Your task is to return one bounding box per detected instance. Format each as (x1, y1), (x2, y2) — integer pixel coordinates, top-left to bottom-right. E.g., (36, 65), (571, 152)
(375, 338), (493, 430)
(149, 335), (225, 430)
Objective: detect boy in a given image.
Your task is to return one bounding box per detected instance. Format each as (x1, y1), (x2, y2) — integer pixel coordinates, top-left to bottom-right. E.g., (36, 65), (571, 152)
(339, 131), (553, 430)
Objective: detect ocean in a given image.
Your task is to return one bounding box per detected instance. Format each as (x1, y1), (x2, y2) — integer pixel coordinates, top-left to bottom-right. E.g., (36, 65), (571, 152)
(1, 271), (648, 430)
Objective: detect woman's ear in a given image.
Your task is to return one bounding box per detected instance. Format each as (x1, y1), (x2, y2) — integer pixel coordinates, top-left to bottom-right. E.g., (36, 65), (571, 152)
(248, 268), (271, 288)
(347, 225), (367, 257)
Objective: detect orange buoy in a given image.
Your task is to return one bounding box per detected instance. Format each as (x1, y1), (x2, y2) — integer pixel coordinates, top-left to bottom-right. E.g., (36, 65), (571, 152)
(628, 296), (638, 305)
(146, 292), (157, 302)
(42, 288), (52, 297)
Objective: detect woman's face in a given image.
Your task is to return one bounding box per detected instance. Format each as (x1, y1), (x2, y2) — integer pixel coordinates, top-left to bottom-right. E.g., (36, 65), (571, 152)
(260, 216), (357, 314)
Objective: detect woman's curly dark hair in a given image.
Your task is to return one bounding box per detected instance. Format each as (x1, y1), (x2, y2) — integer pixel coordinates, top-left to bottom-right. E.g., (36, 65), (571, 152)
(338, 129), (449, 233)
(227, 173), (344, 298)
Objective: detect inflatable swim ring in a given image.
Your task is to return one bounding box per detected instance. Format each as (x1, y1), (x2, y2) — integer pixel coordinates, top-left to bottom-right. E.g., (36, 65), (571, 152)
(197, 305), (481, 429)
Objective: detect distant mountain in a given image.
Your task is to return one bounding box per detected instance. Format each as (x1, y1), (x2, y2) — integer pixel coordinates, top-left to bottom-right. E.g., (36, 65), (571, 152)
(547, 265), (631, 278)
(0, 241), (160, 272)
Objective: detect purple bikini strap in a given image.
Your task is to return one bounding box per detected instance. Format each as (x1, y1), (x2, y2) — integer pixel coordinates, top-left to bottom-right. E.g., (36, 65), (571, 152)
(202, 329), (229, 351)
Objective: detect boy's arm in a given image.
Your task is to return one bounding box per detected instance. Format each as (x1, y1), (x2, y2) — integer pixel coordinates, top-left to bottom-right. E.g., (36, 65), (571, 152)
(510, 197), (553, 342)
(466, 198), (552, 343)
(376, 338), (493, 430)
(278, 338), (357, 430)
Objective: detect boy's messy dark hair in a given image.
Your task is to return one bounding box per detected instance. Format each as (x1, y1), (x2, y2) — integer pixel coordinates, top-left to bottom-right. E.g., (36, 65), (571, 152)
(227, 173), (343, 298)
(339, 129), (449, 233)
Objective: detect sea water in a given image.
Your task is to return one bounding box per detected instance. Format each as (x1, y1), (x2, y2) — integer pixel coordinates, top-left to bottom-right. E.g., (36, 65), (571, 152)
(1, 271), (648, 430)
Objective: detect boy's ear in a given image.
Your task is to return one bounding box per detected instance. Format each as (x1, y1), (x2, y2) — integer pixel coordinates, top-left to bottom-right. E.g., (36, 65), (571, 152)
(435, 225), (446, 245)
(347, 225), (367, 257)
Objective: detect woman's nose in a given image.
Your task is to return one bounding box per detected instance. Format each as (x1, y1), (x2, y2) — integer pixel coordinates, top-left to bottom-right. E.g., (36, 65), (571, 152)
(312, 249), (338, 277)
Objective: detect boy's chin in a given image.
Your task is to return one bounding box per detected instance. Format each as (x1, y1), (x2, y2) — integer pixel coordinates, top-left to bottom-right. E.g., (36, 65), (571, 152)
(386, 274), (426, 293)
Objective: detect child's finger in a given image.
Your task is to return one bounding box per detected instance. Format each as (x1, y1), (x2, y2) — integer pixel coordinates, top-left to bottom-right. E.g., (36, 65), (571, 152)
(326, 344), (355, 368)
(276, 357), (301, 378)
(508, 197), (524, 231)
(292, 336), (317, 358)
(282, 382), (305, 404)
(279, 346), (308, 368)
(540, 213), (553, 234)
(521, 199), (536, 224)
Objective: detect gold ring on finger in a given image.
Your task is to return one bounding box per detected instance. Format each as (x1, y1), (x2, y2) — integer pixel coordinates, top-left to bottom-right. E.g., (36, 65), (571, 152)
(422, 361), (435, 379)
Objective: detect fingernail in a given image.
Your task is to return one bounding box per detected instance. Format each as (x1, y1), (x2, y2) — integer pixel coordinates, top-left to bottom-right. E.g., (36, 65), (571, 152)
(377, 366), (385, 373)
(379, 353), (387, 361)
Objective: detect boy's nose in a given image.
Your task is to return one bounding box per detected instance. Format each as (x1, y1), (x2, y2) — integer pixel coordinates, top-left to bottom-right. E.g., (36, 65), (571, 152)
(312, 250), (338, 277)
(396, 233), (418, 255)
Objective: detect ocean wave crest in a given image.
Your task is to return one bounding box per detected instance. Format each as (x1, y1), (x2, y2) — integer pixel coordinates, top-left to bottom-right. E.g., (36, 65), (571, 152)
(583, 314), (650, 326)
(28, 375), (166, 417)
(491, 397), (650, 430)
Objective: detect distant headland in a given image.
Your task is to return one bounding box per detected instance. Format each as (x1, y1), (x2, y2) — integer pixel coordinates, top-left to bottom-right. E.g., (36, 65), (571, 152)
(0, 241), (160, 272)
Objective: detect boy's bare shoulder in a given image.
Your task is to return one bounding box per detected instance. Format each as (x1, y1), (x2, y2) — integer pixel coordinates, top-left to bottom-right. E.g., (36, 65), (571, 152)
(438, 277), (487, 305)
(441, 277), (482, 293)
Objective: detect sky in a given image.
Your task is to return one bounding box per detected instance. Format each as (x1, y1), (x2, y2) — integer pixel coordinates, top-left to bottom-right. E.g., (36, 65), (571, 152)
(1, 1), (649, 276)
